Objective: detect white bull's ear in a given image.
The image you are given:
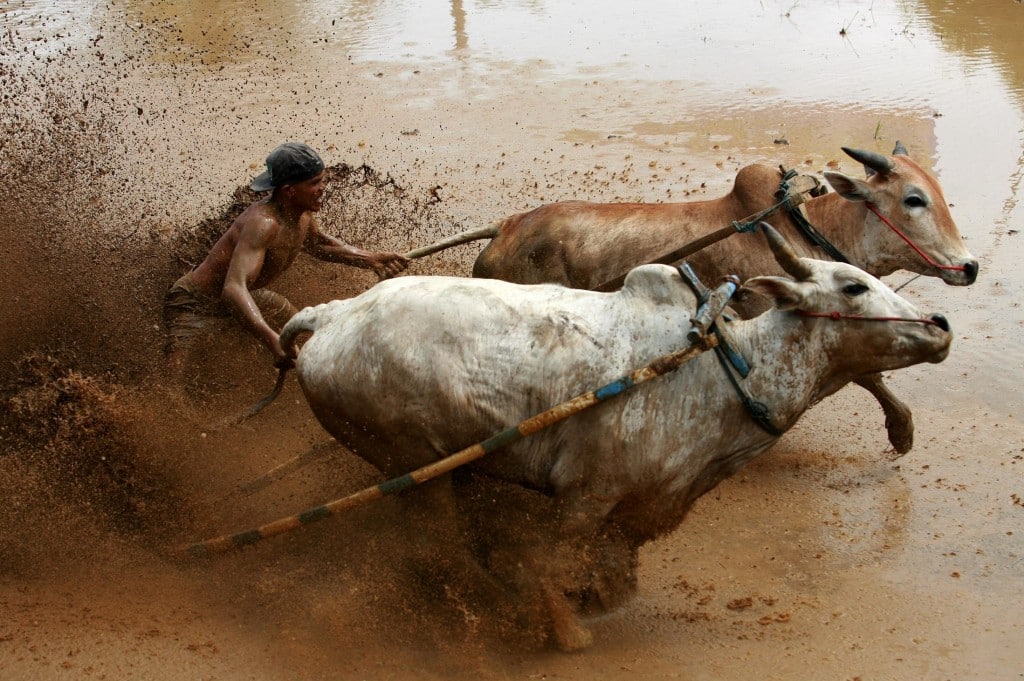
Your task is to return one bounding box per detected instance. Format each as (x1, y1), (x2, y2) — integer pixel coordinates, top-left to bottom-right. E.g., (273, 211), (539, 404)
(823, 171), (872, 203)
(742, 275), (804, 310)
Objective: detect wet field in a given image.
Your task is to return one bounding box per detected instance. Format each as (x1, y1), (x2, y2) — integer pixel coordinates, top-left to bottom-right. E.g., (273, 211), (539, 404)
(1, 1), (1022, 679)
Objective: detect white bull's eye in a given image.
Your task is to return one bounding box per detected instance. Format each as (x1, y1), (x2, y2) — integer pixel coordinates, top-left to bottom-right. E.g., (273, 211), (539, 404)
(843, 282), (869, 296)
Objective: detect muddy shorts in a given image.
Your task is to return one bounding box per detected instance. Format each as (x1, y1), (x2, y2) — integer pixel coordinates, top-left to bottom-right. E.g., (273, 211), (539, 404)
(163, 272), (296, 354)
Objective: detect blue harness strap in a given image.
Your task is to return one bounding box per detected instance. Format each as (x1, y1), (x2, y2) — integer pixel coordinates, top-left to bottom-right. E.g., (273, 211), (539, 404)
(712, 325), (751, 378)
(676, 261), (780, 436)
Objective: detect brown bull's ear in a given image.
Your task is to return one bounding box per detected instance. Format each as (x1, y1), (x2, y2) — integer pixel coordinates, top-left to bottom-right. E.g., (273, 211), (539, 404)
(823, 171), (872, 203)
(742, 276), (803, 310)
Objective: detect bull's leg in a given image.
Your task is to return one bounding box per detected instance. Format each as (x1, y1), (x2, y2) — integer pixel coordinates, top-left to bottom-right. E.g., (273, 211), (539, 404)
(854, 373), (913, 454)
(396, 475), (516, 617)
(542, 570), (593, 652)
(461, 476), (636, 648)
(569, 526), (640, 616)
(329, 432), (518, 623)
(491, 533), (595, 652)
(522, 489), (619, 652)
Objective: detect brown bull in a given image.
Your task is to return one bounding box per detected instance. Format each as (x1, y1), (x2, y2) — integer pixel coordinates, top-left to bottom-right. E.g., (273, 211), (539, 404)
(469, 143), (977, 452)
(472, 143), (977, 289)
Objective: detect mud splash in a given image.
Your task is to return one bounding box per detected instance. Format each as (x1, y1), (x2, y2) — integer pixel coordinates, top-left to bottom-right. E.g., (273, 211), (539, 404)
(0, 42), (543, 678)
(0, 353), (184, 574)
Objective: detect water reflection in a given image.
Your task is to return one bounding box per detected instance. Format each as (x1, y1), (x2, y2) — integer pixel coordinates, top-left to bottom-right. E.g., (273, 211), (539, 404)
(452, 0), (466, 49)
(8, 1), (1020, 116)
(102, 0), (1017, 118)
(4, 0), (1022, 229)
(919, 0), (1024, 107)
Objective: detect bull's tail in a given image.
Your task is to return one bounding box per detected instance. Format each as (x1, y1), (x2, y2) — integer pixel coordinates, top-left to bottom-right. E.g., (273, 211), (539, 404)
(403, 221), (501, 260)
(279, 303), (326, 359)
(208, 306), (325, 432)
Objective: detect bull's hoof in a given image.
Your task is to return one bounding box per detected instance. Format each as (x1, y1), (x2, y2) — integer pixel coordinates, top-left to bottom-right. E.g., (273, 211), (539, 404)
(885, 412), (914, 455)
(568, 530), (639, 615)
(571, 567), (638, 616)
(553, 618), (594, 653)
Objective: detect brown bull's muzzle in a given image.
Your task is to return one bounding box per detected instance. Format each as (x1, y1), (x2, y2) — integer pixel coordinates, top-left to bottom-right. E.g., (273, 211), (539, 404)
(939, 258), (979, 286)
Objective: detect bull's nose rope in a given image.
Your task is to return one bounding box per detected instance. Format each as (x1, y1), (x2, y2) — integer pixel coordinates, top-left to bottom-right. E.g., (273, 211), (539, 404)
(865, 203), (968, 273)
(796, 310), (947, 327)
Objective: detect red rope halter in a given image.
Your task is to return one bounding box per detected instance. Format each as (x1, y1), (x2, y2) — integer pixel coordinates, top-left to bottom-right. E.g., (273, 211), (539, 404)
(865, 203), (967, 272)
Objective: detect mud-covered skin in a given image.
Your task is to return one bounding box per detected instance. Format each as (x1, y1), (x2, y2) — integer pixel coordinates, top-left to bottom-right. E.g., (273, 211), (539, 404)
(171, 170), (410, 368)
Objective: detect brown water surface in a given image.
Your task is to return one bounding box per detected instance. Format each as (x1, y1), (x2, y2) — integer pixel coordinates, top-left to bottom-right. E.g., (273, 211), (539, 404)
(1, 1), (1021, 679)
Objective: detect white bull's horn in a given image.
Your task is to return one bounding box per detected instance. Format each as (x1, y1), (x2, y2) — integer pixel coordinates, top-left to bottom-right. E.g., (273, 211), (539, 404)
(760, 222), (813, 280)
(842, 146), (895, 177)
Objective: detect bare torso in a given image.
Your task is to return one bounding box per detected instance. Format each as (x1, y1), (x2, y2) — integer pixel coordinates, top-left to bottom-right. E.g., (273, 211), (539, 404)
(188, 199), (311, 299)
(172, 168), (408, 365)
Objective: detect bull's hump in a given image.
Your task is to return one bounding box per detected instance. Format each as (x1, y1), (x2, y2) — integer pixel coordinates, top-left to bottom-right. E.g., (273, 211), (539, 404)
(620, 265), (698, 308)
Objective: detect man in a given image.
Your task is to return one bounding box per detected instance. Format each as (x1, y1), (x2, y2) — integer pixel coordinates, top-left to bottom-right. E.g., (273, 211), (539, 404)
(164, 142), (409, 370)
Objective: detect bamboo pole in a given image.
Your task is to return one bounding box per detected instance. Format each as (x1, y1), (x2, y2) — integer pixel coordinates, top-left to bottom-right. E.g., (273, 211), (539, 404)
(177, 278), (737, 558)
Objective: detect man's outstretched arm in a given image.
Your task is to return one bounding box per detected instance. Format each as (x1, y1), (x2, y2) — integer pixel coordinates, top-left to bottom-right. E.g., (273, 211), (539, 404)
(305, 219), (409, 279)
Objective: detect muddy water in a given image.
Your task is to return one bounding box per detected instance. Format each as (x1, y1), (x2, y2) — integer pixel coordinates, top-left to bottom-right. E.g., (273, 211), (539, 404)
(1, 1), (1022, 680)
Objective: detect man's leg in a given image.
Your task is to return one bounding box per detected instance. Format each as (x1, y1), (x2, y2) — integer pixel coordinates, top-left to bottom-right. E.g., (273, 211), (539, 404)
(162, 278), (228, 379)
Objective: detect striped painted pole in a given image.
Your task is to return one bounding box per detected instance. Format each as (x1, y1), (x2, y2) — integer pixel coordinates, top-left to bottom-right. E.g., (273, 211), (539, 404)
(177, 280), (736, 558)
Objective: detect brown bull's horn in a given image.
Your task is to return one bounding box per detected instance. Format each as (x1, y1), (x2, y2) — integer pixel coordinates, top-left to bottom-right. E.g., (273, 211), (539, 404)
(892, 140), (909, 156)
(759, 222), (813, 280)
(842, 146), (895, 177)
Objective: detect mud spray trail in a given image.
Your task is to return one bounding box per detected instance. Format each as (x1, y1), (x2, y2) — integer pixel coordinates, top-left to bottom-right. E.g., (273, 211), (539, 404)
(0, 49), (495, 678)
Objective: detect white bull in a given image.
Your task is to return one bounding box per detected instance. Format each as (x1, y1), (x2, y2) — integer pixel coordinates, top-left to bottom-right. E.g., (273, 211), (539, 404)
(279, 228), (951, 651)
